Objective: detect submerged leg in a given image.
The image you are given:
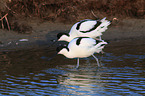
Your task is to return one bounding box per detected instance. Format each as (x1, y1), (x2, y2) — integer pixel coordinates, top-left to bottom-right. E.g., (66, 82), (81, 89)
(92, 54), (100, 67)
(76, 58), (79, 68)
(101, 50), (105, 54)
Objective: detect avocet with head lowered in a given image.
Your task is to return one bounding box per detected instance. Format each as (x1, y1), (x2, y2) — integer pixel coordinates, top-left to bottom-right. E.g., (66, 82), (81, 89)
(56, 37), (108, 68)
(57, 17), (111, 42)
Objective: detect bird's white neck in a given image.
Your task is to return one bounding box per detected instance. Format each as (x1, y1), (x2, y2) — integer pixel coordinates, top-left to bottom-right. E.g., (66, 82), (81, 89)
(58, 48), (74, 58)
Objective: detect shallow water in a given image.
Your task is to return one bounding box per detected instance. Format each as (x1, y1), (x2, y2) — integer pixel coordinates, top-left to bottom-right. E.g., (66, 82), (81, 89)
(0, 40), (145, 95)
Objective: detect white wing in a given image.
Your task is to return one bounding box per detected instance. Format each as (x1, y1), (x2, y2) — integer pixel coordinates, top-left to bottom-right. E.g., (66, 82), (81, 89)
(79, 20), (97, 31)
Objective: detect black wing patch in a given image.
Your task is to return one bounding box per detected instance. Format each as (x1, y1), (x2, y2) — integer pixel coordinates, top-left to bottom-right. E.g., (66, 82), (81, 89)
(76, 37), (89, 45)
(76, 19), (89, 30)
(100, 44), (106, 47)
(95, 40), (102, 44)
(80, 21), (102, 33)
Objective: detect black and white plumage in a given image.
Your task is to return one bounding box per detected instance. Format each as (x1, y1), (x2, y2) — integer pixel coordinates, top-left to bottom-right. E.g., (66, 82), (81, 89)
(57, 17), (111, 42)
(56, 37), (108, 68)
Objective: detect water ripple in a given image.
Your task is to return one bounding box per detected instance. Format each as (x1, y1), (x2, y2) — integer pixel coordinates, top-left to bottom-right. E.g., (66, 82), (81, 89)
(0, 41), (145, 95)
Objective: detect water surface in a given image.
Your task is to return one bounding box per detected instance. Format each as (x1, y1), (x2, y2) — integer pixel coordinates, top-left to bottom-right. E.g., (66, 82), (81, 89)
(0, 39), (145, 95)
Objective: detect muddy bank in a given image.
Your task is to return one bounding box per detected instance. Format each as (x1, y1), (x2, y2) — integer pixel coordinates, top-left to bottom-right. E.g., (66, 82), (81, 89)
(0, 0), (145, 51)
(102, 19), (145, 40)
(0, 0), (144, 33)
(0, 18), (145, 51)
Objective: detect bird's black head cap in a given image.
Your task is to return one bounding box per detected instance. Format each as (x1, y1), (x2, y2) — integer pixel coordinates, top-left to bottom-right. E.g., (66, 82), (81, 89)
(57, 33), (69, 40)
(56, 45), (69, 53)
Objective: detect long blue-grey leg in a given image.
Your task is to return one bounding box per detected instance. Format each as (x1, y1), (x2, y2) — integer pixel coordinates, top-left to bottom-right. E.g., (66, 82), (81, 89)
(99, 36), (102, 40)
(76, 58), (79, 68)
(92, 54), (100, 67)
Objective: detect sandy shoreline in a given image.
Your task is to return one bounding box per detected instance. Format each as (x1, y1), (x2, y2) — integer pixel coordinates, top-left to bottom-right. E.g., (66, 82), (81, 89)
(0, 19), (145, 51)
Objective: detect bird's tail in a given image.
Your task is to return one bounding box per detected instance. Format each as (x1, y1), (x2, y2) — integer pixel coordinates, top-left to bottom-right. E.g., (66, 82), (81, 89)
(96, 17), (111, 35)
(95, 40), (108, 53)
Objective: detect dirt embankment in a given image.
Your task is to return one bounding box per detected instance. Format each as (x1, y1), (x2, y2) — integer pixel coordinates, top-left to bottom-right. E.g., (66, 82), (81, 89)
(0, 0), (145, 50)
(0, 0), (144, 32)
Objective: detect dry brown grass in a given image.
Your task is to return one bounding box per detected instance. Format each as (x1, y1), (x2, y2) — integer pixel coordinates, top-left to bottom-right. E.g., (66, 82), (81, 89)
(0, 0), (145, 32)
